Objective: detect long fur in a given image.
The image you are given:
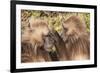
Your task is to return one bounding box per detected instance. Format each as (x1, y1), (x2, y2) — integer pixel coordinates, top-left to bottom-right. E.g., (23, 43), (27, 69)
(21, 18), (52, 63)
(62, 16), (90, 60)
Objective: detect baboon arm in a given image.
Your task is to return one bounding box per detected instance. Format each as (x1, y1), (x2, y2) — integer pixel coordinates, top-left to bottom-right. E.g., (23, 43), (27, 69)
(50, 29), (70, 60)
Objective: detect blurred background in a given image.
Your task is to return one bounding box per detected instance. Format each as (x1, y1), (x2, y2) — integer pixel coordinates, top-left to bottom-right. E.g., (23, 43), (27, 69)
(21, 10), (90, 34)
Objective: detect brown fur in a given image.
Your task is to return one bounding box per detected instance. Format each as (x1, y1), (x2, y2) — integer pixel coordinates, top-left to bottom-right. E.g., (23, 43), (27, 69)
(49, 29), (69, 61)
(21, 42), (51, 62)
(21, 18), (52, 63)
(61, 16), (90, 60)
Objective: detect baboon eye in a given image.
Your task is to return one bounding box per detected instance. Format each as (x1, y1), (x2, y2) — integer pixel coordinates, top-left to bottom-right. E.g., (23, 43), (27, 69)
(30, 29), (35, 33)
(62, 24), (68, 32)
(65, 28), (68, 32)
(45, 34), (50, 37)
(44, 31), (51, 37)
(63, 27), (68, 32)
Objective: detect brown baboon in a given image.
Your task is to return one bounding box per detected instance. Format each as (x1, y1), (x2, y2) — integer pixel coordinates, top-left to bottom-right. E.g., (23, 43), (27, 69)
(49, 29), (70, 61)
(61, 16), (90, 60)
(43, 31), (59, 61)
(21, 18), (53, 63)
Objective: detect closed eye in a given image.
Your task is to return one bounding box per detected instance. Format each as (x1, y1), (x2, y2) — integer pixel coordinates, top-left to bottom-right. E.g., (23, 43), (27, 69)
(64, 28), (68, 32)
(63, 27), (68, 32)
(62, 24), (68, 32)
(45, 34), (50, 37)
(30, 29), (35, 33)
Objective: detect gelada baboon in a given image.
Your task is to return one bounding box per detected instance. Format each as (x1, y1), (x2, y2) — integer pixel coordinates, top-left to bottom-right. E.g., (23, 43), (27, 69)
(49, 29), (70, 61)
(21, 18), (54, 63)
(61, 16), (90, 60)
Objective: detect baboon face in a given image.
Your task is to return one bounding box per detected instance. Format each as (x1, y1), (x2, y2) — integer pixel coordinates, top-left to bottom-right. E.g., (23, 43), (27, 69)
(28, 18), (54, 52)
(62, 16), (86, 37)
(62, 21), (76, 36)
(29, 21), (49, 45)
(43, 33), (55, 52)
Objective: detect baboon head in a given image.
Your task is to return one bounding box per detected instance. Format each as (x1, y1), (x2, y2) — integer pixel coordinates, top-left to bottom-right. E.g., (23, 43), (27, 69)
(61, 16), (90, 60)
(43, 33), (55, 52)
(62, 16), (87, 42)
(27, 17), (54, 52)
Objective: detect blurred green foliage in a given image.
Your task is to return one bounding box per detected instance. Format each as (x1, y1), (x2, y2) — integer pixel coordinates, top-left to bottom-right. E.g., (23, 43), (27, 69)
(21, 10), (90, 33)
